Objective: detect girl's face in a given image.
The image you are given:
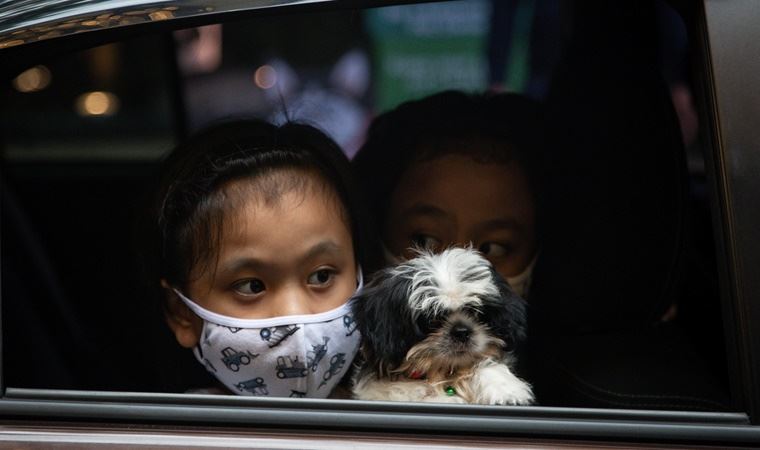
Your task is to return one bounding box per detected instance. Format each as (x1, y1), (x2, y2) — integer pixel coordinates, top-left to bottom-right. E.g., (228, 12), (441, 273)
(384, 152), (537, 280)
(170, 171), (357, 347)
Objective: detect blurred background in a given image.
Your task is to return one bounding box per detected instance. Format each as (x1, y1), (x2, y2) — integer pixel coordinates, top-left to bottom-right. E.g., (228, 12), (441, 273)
(2, 0), (698, 161)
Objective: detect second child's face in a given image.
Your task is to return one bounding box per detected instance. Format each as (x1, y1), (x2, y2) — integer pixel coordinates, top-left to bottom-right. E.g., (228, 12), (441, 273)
(186, 175), (357, 323)
(384, 153), (537, 280)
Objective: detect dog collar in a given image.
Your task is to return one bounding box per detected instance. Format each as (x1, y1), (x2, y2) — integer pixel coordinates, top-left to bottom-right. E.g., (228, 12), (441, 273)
(408, 370), (425, 380)
(406, 371), (456, 395)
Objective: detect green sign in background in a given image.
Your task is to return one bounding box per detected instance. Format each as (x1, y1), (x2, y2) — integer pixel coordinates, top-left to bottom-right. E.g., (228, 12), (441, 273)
(366, 0), (531, 112)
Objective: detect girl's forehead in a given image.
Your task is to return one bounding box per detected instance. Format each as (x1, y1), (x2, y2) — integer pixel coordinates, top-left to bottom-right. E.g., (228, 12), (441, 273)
(405, 153), (527, 186)
(221, 167), (325, 203)
(221, 171), (348, 233)
(390, 154), (535, 225)
(415, 137), (515, 165)
(186, 181), (354, 285)
(217, 183), (354, 266)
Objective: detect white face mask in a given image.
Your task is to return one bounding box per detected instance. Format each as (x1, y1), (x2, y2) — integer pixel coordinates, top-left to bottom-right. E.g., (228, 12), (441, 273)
(174, 274), (362, 398)
(505, 254), (537, 299)
(384, 244), (537, 298)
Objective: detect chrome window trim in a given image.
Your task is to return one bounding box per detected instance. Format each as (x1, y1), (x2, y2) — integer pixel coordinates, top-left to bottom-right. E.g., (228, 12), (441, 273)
(0, 0), (331, 48)
(0, 389), (758, 445)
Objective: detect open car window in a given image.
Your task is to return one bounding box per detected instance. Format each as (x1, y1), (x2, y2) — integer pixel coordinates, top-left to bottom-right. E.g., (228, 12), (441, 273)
(2, 0), (760, 447)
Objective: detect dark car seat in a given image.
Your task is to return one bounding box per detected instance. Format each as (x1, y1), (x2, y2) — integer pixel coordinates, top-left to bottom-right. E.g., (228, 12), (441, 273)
(1, 183), (91, 389)
(1, 166), (214, 394)
(525, 0), (731, 411)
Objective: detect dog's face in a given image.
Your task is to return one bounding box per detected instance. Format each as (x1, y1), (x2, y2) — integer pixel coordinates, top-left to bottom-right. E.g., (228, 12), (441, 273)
(352, 247), (527, 381)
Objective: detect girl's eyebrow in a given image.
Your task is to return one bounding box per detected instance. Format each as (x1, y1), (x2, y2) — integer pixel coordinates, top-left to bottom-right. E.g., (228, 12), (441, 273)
(221, 257), (267, 275)
(475, 218), (525, 234)
(400, 203), (451, 220)
(302, 240), (343, 261)
(221, 241), (344, 274)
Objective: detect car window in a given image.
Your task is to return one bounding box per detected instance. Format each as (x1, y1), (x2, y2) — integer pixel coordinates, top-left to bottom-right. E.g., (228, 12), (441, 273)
(1, 0), (759, 445)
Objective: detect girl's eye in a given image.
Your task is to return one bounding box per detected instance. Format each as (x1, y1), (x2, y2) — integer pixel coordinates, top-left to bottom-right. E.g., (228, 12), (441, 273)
(233, 279), (266, 296)
(411, 233), (441, 251)
(478, 242), (511, 258)
(307, 268), (335, 287)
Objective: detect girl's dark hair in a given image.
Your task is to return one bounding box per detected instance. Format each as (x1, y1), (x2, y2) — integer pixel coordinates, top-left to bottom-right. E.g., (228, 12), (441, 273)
(352, 90), (545, 233)
(146, 119), (378, 302)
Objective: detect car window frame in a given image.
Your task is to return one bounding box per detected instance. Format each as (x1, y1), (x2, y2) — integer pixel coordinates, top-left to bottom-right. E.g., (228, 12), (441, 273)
(698, 0), (760, 426)
(1, 0), (760, 445)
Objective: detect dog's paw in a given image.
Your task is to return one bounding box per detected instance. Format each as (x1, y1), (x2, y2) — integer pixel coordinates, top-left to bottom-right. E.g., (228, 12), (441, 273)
(477, 379), (534, 406)
(470, 361), (535, 406)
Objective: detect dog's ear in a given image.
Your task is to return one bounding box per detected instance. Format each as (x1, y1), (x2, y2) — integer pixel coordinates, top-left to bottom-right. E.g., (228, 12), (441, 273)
(481, 268), (528, 352)
(352, 268), (417, 375)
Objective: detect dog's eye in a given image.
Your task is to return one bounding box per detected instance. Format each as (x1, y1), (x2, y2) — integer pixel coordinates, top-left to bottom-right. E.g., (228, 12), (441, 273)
(416, 314), (445, 336)
(414, 317), (429, 336)
(464, 305), (483, 320)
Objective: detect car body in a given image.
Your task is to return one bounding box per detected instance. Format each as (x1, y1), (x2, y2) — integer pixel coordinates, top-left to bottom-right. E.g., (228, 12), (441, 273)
(1, 0), (759, 447)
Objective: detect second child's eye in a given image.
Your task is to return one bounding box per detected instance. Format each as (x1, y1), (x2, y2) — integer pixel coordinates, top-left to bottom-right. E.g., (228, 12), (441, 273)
(411, 233), (441, 251)
(233, 279), (266, 296)
(478, 242), (512, 258)
(307, 269), (335, 287)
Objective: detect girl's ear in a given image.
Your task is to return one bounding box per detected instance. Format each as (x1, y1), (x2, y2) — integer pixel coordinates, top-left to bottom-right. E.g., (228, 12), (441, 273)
(161, 279), (202, 349)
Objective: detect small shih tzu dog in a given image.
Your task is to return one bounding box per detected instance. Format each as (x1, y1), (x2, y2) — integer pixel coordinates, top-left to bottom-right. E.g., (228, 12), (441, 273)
(351, 247), (534, 405)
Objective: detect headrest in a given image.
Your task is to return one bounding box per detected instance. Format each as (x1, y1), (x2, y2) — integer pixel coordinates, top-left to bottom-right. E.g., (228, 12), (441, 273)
(529, 2), (689, 334)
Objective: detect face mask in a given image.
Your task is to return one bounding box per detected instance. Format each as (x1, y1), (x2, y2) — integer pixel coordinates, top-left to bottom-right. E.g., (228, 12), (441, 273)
(384, 244), (537, 298)
(505, 254), (537, 299)
(174, 273), (362, 398)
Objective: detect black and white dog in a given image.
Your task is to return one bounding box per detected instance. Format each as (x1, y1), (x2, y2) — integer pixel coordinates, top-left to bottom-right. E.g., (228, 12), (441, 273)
(351, 247), (534, 405)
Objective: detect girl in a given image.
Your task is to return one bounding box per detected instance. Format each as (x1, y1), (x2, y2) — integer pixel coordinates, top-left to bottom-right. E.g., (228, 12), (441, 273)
(353, 91), (544, 299)
(148, 119), (377, 397)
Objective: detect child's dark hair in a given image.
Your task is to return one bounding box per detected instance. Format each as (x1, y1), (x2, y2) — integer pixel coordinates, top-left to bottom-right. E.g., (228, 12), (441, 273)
(147, 119), (378, 305)
(353, 90), (545, 232)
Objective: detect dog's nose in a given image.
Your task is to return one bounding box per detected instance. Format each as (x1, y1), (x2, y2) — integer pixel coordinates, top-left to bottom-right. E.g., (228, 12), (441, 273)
(450, 325), (471, 342)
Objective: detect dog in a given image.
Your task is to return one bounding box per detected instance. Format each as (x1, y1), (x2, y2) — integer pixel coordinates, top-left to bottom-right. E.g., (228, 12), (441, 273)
(351, 247), (534, 405)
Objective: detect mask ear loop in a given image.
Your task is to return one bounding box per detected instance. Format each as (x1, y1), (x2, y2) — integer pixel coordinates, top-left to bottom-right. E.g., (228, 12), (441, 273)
(355, 265), (364, 294)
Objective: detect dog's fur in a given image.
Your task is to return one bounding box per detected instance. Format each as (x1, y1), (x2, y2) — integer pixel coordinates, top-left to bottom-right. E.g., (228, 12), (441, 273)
(351, 247), (534, 405)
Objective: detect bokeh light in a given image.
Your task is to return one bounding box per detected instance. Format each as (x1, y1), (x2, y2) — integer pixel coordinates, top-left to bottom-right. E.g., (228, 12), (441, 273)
(254, 65), (277, 89)
(12, 65), (52, 93)
(75, 91), (120, 117)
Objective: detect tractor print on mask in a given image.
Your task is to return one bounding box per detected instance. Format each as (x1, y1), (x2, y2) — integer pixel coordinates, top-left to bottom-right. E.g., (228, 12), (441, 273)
(290, 390), (307, 398)
(307, 337), (330, 372)
(275, 355), (308, 379)
(343, 313), (358, 336)
(260, 324), (300, 348)
(220, 346), (258, 372)
(318, 352), (347, 390)
(235, 377), (269, 395)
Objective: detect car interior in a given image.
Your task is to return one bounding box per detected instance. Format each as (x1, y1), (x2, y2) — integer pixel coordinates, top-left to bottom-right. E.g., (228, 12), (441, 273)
(0, 0), (736, 418)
